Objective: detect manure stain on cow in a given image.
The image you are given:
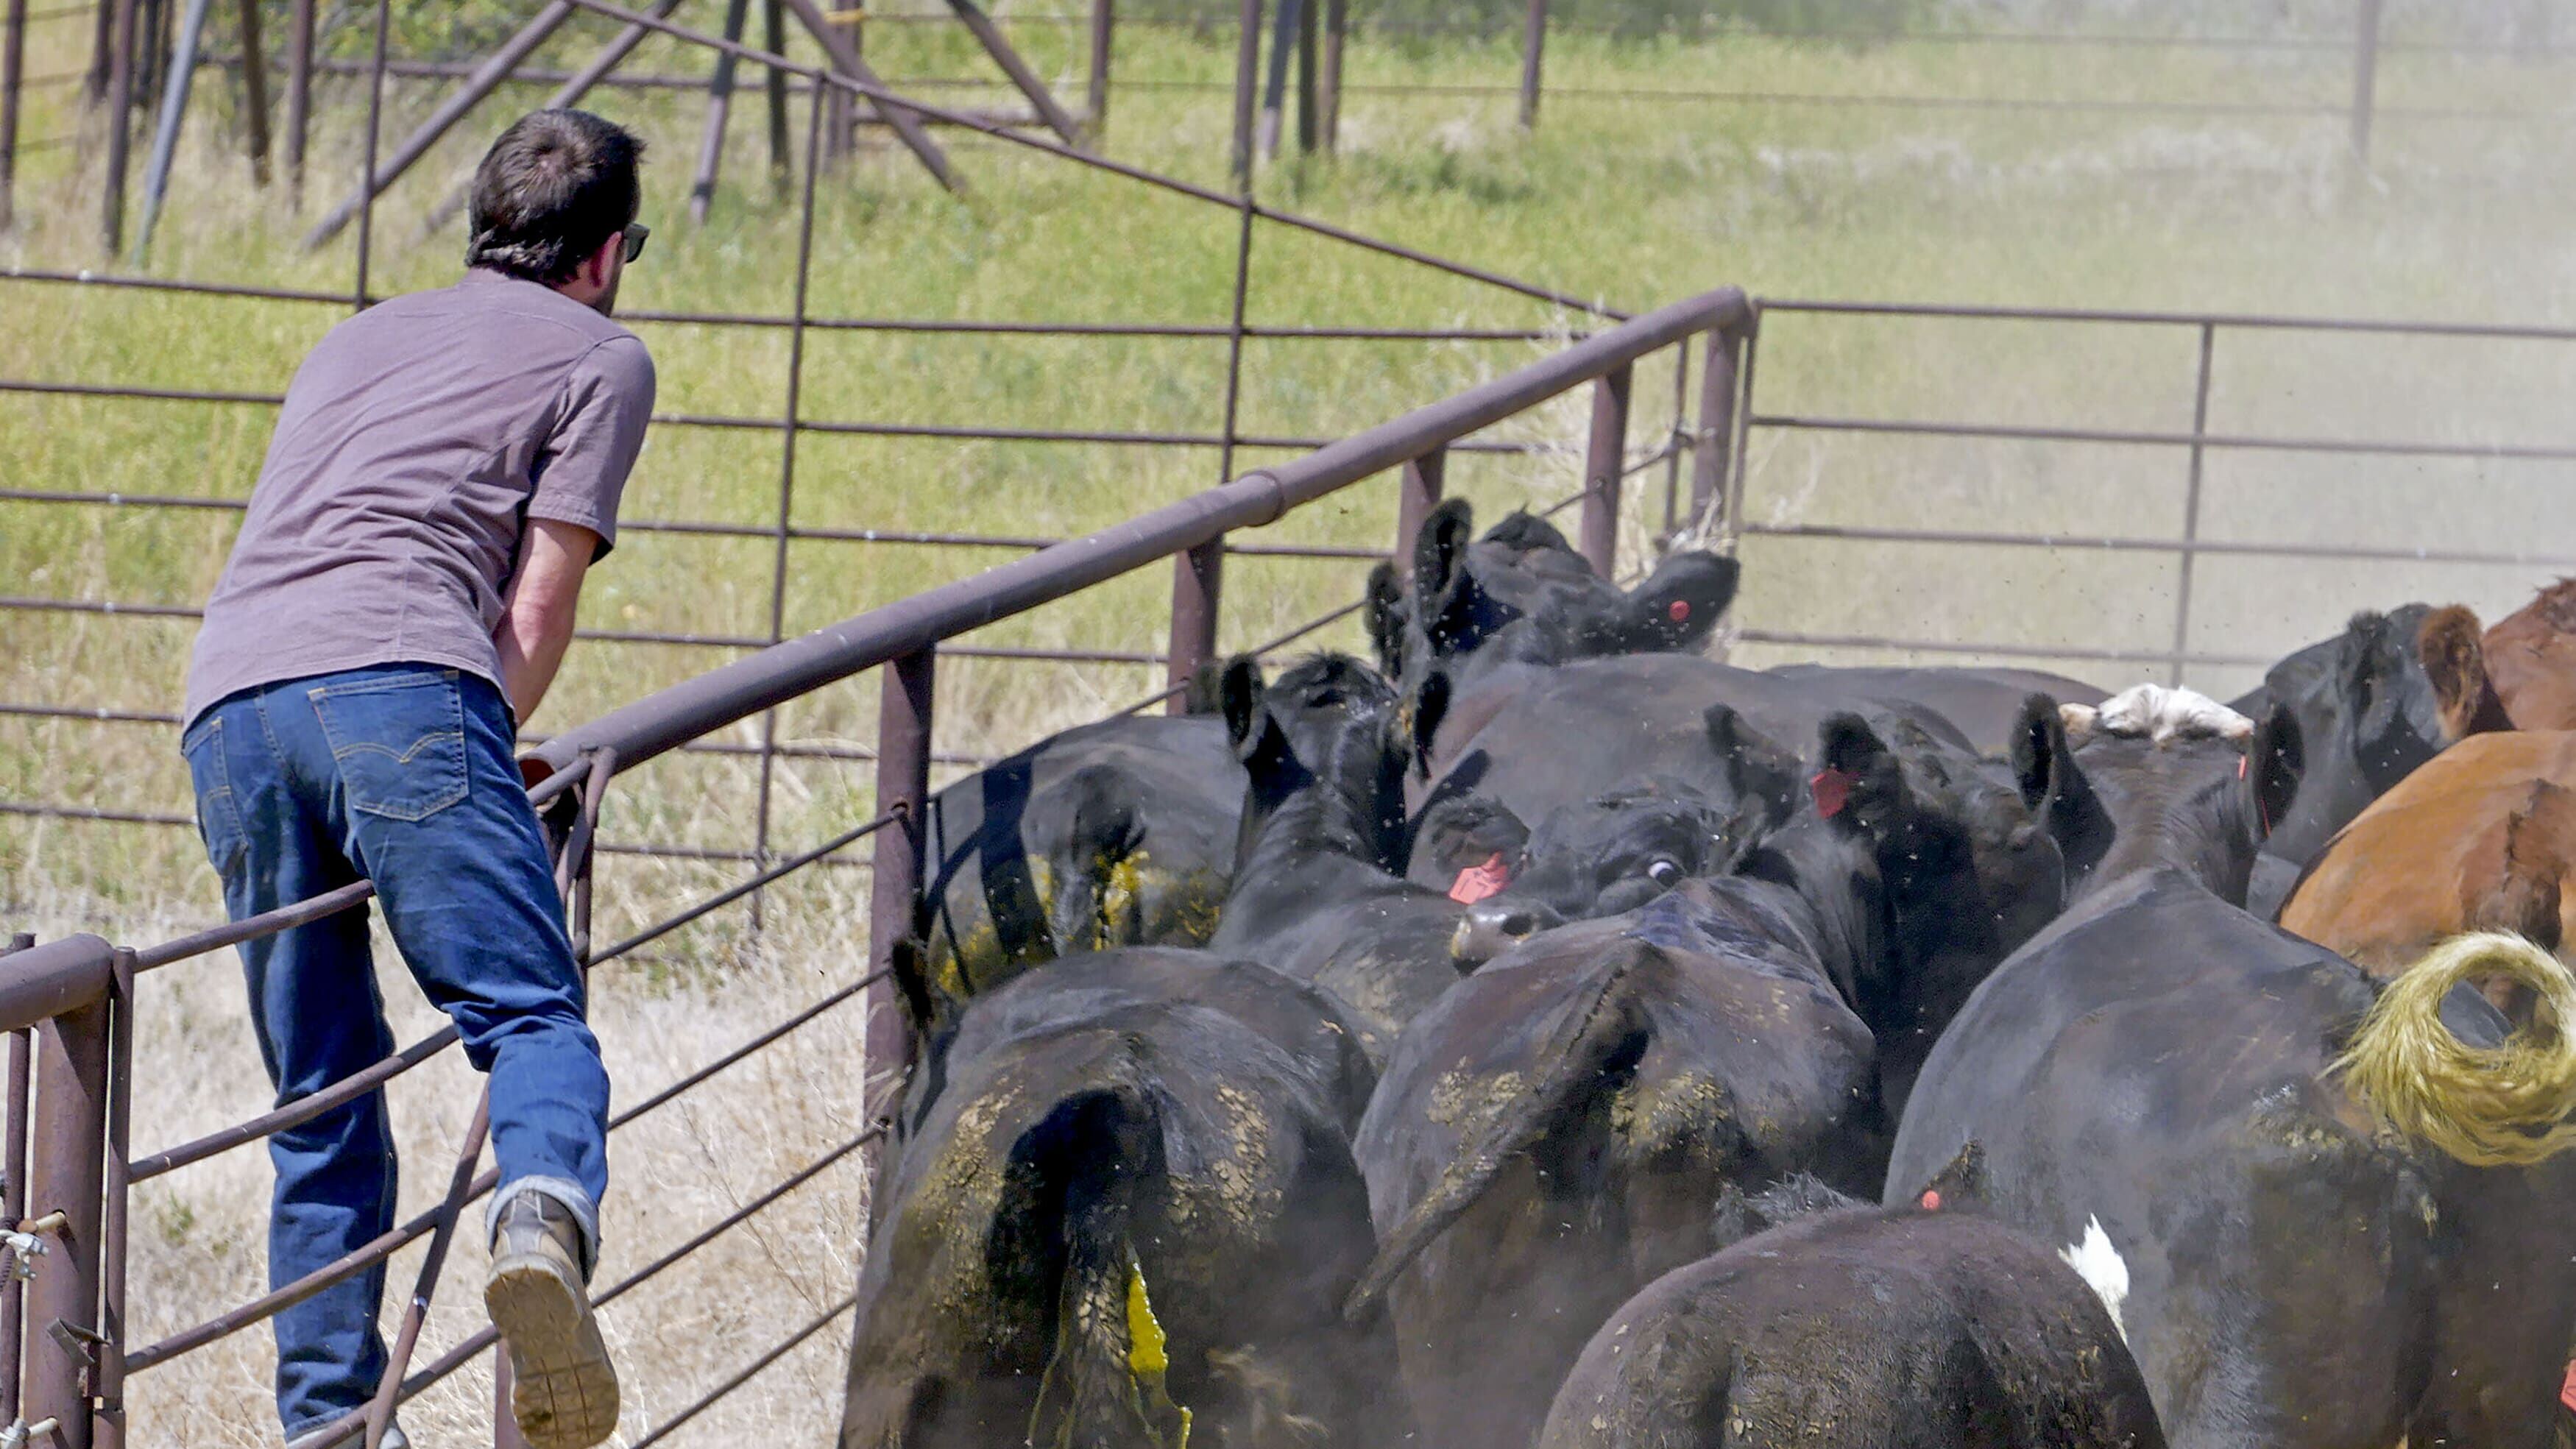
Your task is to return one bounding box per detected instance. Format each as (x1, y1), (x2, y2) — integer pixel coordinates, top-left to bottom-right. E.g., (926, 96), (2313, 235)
(913, 1085), (1025, 1316)
(1426, 1067), (1528, 1129)
(1609, 1071), (1728, 1161)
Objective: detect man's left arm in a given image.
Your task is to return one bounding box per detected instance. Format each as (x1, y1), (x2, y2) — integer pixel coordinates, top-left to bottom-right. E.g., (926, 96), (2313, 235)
(510, 335), (657, 726)
(496, 517), (601, 723)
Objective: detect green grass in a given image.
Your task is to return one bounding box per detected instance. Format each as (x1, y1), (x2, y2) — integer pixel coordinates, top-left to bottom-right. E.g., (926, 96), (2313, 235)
(10, 2), (2576, 941)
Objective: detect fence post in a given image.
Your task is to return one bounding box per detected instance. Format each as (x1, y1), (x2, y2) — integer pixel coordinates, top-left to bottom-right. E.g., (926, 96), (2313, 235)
(235, 0), (269, 185)
(866, 649), (935, 1158)
(1, 0), (26, 233)
(25, 990), (110, 1449)
(90, 952), (130, 1449)
(1320, 0), (1343, 152)
(690, 0), (756, 224)
(1086, 0), (1113, 135)
(0, 938), (27, 1431)
(1691, 322), (1743, 527)
(2350, 0), (2382, 162)
(1580, 364), (1631, 576)
(99, 0), (138, 251)
(1518, 0), (1545, 129)
(281, 0), (311, 204)
(1295, 0), (1317, 154)
(1228, 0), (1260, 185)
(2168, 322), (2216, 687)
(1166, 539), (1224, 710)
(1395, 448), (1446, 570)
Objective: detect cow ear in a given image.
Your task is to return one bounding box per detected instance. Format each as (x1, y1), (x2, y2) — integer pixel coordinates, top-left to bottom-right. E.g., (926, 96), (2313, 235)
(1705, 704), (1800, 827)
(1630, 551), (1740, 652)
(1410, 667), (1454, 779)
(1364, 561), (1409, 679)
(2416, 604), (2495, 741)
(2248, 701), (2303, 842)
(1220, 657), (1273, 762)
(2011, 694), (2073, 815)
(1413, 497), (1475, 598)
(1815, 712), (1911, 841)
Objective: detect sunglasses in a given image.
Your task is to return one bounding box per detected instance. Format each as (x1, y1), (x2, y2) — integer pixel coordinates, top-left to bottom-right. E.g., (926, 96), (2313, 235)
(620, 222), (650, 263)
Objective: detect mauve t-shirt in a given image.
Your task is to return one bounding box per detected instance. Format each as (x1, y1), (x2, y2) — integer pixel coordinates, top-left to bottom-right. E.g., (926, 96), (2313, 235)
(183, 268), (656, 729)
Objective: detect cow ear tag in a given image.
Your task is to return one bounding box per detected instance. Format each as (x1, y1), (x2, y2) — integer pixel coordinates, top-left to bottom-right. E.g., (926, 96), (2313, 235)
(1919, 1190), (1942, 1211)
(1449, 853), (1512, 905)
(1667, 599), (1691, 623)
(1811, 768), (1856, 819)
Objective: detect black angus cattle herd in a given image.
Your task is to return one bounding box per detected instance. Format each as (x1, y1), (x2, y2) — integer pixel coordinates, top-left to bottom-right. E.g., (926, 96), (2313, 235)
(843, 500), (2576, 1448)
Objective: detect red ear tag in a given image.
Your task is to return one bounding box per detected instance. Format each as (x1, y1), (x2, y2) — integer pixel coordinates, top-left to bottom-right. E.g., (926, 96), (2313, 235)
(1919, 1190), (1942, 1211)
(1667, 599), (1691, 623)
(1448, 853), (1512, 905)
(1811, 768), (1855, 819)
(2237, 755), (2248, 780)
(2561, 1359), (2576, 1415)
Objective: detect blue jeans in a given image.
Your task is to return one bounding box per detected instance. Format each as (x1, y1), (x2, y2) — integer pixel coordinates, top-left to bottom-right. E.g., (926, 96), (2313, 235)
(181, 665), (610, 1439)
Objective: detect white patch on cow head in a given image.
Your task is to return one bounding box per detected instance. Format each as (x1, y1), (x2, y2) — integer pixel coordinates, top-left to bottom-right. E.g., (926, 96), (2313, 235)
(2060, 1216), (2131, 1343)
(2089, 684), (2253, 746)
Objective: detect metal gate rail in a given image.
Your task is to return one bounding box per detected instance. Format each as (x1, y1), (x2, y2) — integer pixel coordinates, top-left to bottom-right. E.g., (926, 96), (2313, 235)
(0, 285), (1752, 1447)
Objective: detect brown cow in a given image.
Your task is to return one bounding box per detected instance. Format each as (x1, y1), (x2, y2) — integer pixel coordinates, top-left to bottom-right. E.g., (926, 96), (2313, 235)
(2281, 731), (2576, 990)
(2484, 579), (2576, 729)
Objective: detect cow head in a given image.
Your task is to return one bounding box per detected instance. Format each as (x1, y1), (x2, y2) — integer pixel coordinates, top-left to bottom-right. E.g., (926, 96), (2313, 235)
(1442, 705), (1799, 964)
(2013, 685), (2302, 907)
(2252, 605), (2500, 864)
(1222, 652), (1411, 874)
(1810, 711), (2067, 1113)
(1389, 499), (1741, 705)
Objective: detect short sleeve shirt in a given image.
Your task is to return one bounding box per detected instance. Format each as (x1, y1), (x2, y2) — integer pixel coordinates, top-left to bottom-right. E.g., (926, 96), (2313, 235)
(183, 268), (657, 728)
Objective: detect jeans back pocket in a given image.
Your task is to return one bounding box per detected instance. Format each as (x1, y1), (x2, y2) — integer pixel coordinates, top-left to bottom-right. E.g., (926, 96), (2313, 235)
(180, 715), (247, 874)
(310, 671), (471, 823)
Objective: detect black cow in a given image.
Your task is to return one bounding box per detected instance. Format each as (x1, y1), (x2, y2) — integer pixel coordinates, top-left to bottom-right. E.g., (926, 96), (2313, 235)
(1540, 1176), (2167, 1449)
(1767, 663), (2110, 757)
(1366, 498), (1738, 698)
(1413, 653), (1979, 830)
(2233, 604), (2508, 917)
(914, 709), (1237, 999)
(1342, 712), (2063, 1449)
(1889, 686), (2576, 1448)
(1203, 653), (1469, 1063)
(840, 946), (1398, 1449)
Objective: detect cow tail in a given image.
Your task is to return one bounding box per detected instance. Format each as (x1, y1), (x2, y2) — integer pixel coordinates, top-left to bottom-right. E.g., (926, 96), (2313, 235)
(1342, 949), (1647, 1322)
(2335, 931), (2576, 1168)
(1022, 1077), (1197, 1449)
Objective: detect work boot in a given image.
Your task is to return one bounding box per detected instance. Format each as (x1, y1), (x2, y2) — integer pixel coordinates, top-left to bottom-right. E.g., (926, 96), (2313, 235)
(486, 1188), (620, 1449)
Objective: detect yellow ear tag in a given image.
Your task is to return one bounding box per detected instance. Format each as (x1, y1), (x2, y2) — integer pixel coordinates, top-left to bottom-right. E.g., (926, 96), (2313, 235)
(1125, 1265), (1192, 1448)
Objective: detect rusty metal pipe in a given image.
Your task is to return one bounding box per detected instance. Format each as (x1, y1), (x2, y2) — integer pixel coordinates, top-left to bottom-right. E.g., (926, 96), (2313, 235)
(527, 288), (1745, 780)
(0, 943), (29, 1426)
(1395, 447), (1444, 569)
(24, 991), (107, 1448)
(1579, 364), (1630, 575)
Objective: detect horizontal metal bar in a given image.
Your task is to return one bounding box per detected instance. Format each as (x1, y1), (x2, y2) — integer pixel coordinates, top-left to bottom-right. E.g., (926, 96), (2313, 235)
(628, 1290), (862, 1448)
(1730, 626), (2270, 669)
(1754, 296), (2576, 342)
(530, 287), (1745, 778)
(124, 1165), (500, 1374)
(0, 701), (185, 726)
(1738, 520), (2576, 570)
(594, 1126), (875, 1311)
(593, 812), (902, 963)
(1748, 412), (2576, 463)
(127, 1025), (460, 1181)
(0, 935), (115, 1033)
(609, 968), (885, 1131)
(3, 269), (1576, 342)
(0, 800), (191, 826)
(130, 882), (376, 974)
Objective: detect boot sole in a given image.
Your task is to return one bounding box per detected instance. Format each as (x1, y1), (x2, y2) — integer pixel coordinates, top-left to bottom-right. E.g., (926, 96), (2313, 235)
(486, 1252), (621, 1449)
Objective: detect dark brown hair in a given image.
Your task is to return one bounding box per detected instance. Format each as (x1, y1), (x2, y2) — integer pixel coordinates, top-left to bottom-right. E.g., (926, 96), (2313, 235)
(464, 110), (643, 285)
